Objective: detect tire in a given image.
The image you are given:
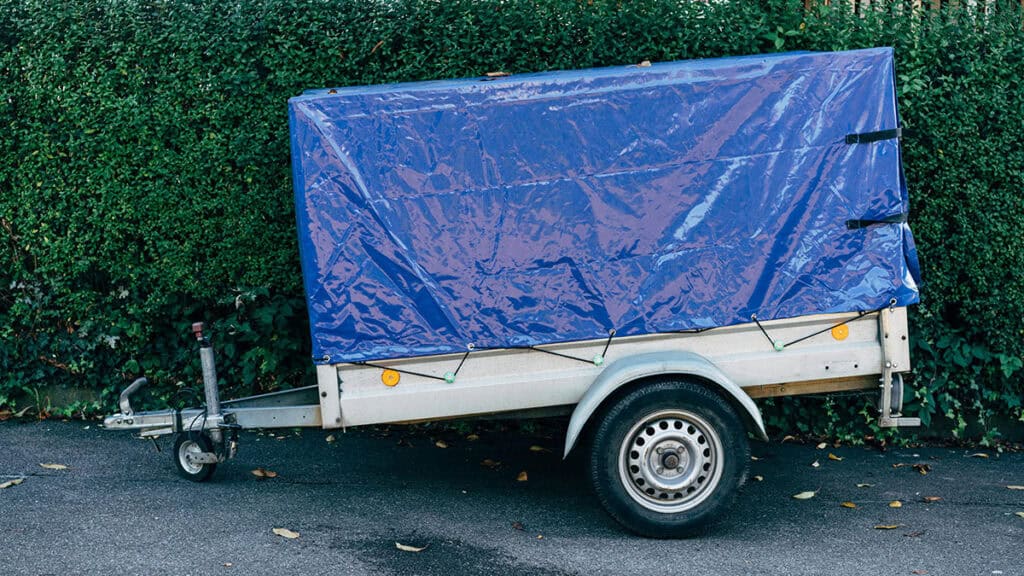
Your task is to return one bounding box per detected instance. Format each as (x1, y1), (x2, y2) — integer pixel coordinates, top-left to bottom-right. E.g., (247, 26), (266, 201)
(173, 433), (218, 482)
(588, 380), (749, 538)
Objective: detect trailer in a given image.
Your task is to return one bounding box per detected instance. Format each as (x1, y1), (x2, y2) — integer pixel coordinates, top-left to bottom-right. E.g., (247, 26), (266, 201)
(105, 48), (921, 537)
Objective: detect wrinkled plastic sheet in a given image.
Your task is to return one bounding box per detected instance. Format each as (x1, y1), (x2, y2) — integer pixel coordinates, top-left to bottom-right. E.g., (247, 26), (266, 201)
(288, 48), (920, 364)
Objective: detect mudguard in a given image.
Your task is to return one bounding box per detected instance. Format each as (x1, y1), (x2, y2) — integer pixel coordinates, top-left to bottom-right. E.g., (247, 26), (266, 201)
(564, 351), (767, 458)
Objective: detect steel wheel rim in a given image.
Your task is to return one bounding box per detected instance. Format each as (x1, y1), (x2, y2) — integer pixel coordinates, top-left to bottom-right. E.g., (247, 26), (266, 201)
(178, 439), (205, 475)
(618, 409), (725, 513)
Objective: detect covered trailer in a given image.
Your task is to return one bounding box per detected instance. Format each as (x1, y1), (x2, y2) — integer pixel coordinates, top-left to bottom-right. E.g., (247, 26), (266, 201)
(106, 47), (921, 537)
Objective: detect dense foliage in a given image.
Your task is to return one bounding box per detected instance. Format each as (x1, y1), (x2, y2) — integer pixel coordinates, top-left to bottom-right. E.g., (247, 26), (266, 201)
(1, 0), (1021, 440)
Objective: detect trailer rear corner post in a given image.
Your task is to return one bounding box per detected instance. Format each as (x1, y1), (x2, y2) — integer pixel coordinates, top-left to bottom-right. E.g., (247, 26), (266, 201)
(877, 304), (920, 428)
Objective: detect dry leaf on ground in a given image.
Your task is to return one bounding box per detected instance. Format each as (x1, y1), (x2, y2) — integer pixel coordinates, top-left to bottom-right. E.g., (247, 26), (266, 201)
(874, 524), (902, 530)
(40, 463), (68, 470)
(637, 60), (652, 67)
(892, 463), (908, 469)
(968, 453), (989, 459)
(466, 434), (479, 441)
(912, 463), (931, 475)
(395, 542), (426, 552)
(1007, 485), (1024, 490)
(750, 456), (760, 461)
(251, 468), (278, 479)
(912, 570), (927, 575)
(1014, 512), (1024, 519)
(781, 435), (797, 443)
(325, 434), (336, 443)
(810, 460), (820, 468)
(485, 71), (510, 77)
(840, 501), (857, 509)
(480, 459), (501, 469)
(856, 483), (874, 488)
(272, 528), (300, 539)
(752, 475), (764, 482)
(434, 440), (448, 449)
(889, 500), (903, 508)
(922, 496), (942, 503)
(512, 521), (525, 531)
(529, 445), (550, 453)
(516, 471), (528, 482)
(828, 453), (843, 462)
(0, 478), (24, 489)
(816, 442), (827, 450)
(792, 491), (816, 500)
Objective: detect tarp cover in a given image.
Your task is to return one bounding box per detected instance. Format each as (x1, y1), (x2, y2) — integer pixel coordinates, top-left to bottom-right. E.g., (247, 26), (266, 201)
(289, 48), (920, 364)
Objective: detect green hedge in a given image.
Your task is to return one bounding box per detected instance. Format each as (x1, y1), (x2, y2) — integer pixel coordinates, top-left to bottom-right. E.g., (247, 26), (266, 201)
(1, 0), (1022, 440)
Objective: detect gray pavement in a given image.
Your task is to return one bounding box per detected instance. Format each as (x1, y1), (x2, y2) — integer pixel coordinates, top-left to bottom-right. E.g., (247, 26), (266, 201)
(1, 420), (1022, 576)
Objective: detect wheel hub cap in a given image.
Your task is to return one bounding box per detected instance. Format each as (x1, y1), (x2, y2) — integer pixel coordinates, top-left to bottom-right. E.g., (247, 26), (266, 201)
(619, 409), (725, 513)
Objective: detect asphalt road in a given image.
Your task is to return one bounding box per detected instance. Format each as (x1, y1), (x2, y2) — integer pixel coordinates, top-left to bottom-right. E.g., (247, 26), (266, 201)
(1, 420), (1022, 576)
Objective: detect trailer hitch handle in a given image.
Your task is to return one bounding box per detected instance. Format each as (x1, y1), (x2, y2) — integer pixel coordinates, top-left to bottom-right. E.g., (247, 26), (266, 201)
(119, 377), (148, 417)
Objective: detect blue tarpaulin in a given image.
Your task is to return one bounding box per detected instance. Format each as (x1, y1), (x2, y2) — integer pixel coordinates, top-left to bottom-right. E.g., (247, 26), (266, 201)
(288, 48), (920, 364)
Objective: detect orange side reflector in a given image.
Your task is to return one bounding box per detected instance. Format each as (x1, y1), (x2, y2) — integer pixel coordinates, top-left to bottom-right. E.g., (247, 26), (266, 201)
(831, 325), (849, 341)
(381, 369), (400, 387)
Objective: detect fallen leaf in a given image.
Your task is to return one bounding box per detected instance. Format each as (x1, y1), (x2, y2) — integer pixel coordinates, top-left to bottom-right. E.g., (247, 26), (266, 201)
(912, 570), (928, 574)
(0, 409), (11, 421)
(0, 478), (24, 489)
(892, 463), (908, 469)
(536, 534), (544, 540)
(466, 434), (479, 441)
(264, 470), (278, 478)
(395, 542), (426, 553)
(912, 463), (931, 475)
(753, 475), (764, 482)
(828, 453), (843, 462)
(1006, 485), (1024, 490)
(637, 60), (652, 67)
(782, 435), (797, 443)
(272, 528), (299, 539)
(840, 501), (857, 509)
(792, 491), (816, 500)
(889, 500), (903, 508)
(223, 563), (233, 568)
(325, 434), (336, 443)
(40, 463), (68, 470)
(516, 471), (528, 482)
(434, 440), (448, 449)
(529, 445), (550, 453)
(511, 521), (525, 531)
(750, 456), (760, 461)
(484, 71), (510, 77)
(251, 468), (277, 479)
(811, 460), (820, 468)
(922, 496), (942, 503)
(369, 40), (384, 55)
(856, 483), (874, 488)
(816, 442), (827, 450)
(480, 459), (501, 469)
(1015, 512), (1024, 519)
(874, 524), (902, 530)
(968, 452), (989, 459)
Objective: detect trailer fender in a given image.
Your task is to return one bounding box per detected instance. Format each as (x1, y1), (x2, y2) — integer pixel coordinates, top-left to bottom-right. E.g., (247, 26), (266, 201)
(563, 351), (767, 458)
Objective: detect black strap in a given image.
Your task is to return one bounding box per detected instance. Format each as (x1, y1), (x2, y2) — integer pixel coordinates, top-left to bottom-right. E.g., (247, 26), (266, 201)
(845, 127), (902, 145)
(846, 212), (908, 230)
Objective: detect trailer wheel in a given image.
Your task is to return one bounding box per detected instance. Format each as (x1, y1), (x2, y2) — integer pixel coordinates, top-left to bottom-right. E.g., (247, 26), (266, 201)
(173, 433), (218, 482)
(588, 380), (749, 537)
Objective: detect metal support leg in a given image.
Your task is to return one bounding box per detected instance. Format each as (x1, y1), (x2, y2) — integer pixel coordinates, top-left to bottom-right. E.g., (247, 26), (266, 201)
(877, 305), (920, 428)
(194, 322), (224, 446)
